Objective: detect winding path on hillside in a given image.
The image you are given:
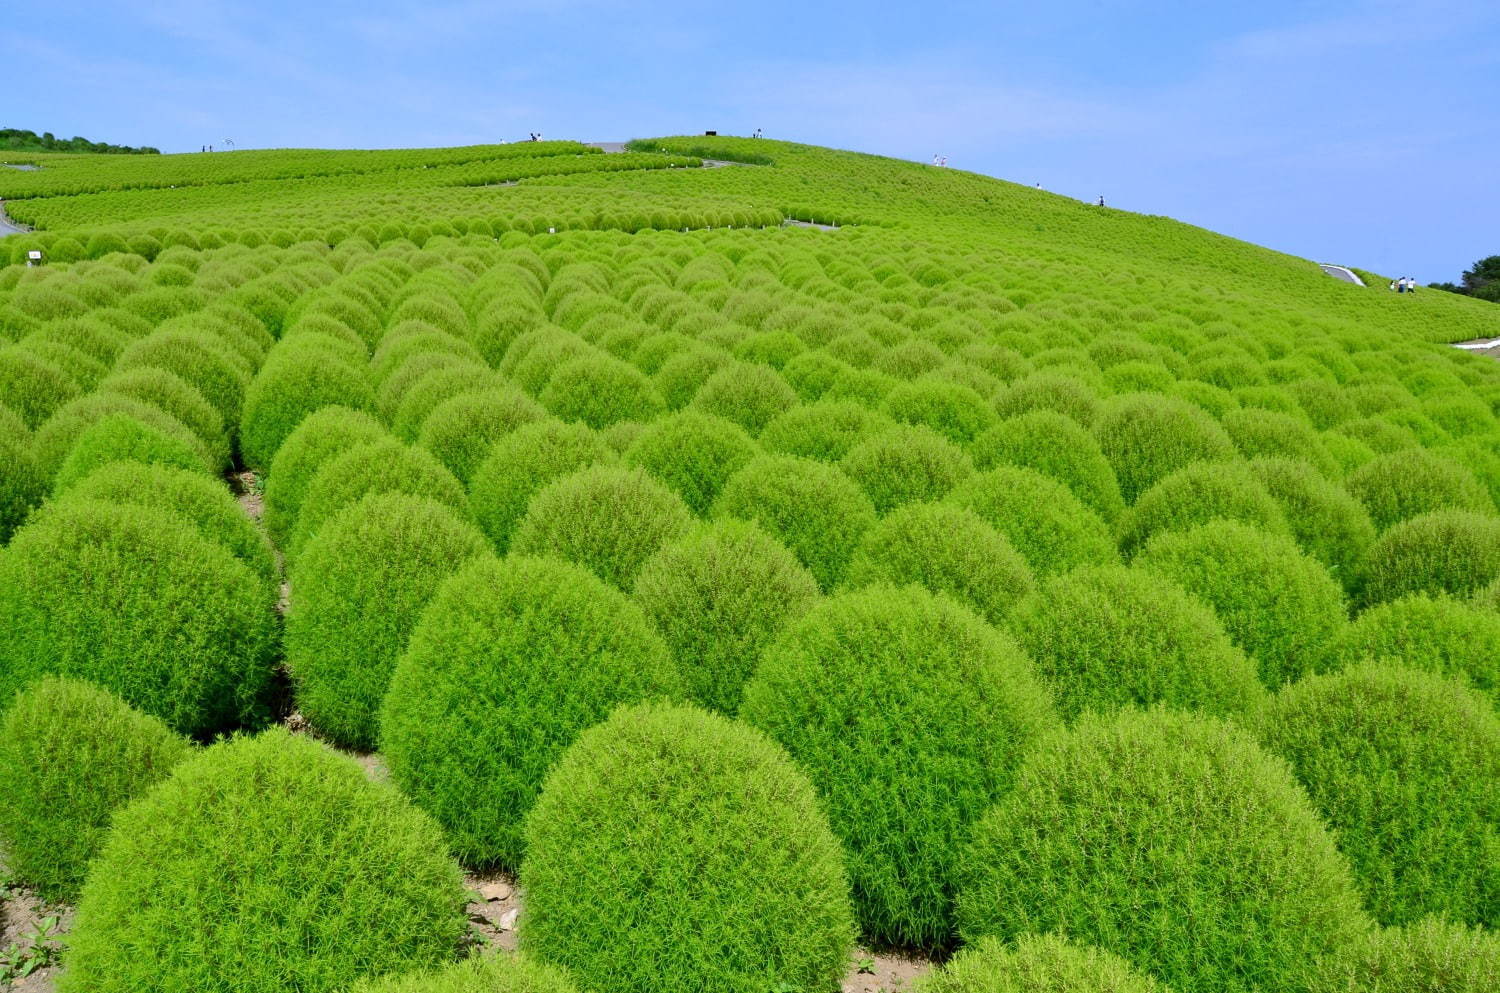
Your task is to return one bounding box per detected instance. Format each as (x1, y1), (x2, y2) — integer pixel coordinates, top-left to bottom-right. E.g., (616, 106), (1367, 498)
(1318, 263), (1365, 286)
(0, 200), (29, 236)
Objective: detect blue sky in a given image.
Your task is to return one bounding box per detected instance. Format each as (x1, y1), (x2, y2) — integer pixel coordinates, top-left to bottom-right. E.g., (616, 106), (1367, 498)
(6, 1), (1497, 284)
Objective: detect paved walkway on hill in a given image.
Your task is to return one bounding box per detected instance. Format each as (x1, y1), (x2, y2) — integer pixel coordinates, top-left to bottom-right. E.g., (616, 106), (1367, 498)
(0, 200), (29, 236)
(2, 163), (40, 171)
(1318, 263), (1365, 286)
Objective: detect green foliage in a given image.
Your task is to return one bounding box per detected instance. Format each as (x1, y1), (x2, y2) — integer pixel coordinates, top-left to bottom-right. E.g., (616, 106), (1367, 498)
(1010, 565), (1265, 720)
(1258, 663), (1499, 926)
(0, 676), (192, 902)
(381, 555), (680, 868)
(511, 464), (694, 590)
(840, 423), (974, 514)
(759, 399), (896, 461)
(1336, 594), (1500, 705)
(712, 453), (877, 589)
(416, 386), (545, 484)
(632, 520), (819, 713)
(1119, 459), (1288, 558)
(1136, 520), (1347, 688)
(946, 465), (1118, 577)
(1359, 509), (1500, 604)
(0, 500), (276, 735)
(1308, 918), (1500, 993)
(880, 377), (999, 446)
(1344, 449), (1492, 530)
(689, 361), (799, 435)
(957, 708), (1369, 993)
(287, 494), (489, 750)
(31, 390), (211, 483)
(349, 954), (582, 993)
(240, 336), (374, 468)
(59, 728), (467, 993)
(1247, 457), (1376, 590)
(971, 411), (1125, 523)
(521, 701), (855, 993)
(622, 410), (759, 515)
(741, 586), (1056, 949)
(52, 412), (210, 494)
(0, 423), (43, 542)
(539, 353), (665, 428)
(842, 502), (1033, 626)
(468, 419), (616, 553)
(1221, 406), (1339, 477)
(912, 934), (1171, 993)
(1095, 393), (1236, 504)
(263, 404), (388, 545)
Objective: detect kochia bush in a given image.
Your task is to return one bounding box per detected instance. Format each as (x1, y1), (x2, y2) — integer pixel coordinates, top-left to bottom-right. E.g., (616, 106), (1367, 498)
(1358, 509), (1500, 605)
(946, 465), (1118, 577)
(1118, 458), (1288, 558)
(1344, 449), (1492, 531)
(622, 410), (759, 515)
(416, 386), (545, 484)
(1336, 594), (1499, 705)
(52, 412), (210, 494)
(840, 424), (975, 514)
(350, 954), (581, 993)
(912, 935), (1170, 993)
(1307, 918), (1500, 993)
(59, 728), (467, 993)
(758, 399), (896, 462)
(970, 411), (1125, 524)
(689, 361), (799, 435)
(1094, 392), (1235, 504)
(239, 336), (374, 468)
(1247, 457), (1376, 591)
(539, 353), (666, 428)
(468, 419), (617, 553)
(740, 587), (1056, 949)
(263, 405), (388, 545)
(521, 702), (855, 993)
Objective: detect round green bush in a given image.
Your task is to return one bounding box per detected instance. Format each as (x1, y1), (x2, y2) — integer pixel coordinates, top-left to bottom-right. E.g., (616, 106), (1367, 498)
(349, 954), (581, 993)
(289, 438), (467, 562)
(759, 399), (897, 462)
(521, 701), (855, 993)
(59, 727), (467, 993)
(879, 377), (999, 446)
(1480, 576), (1500, 611)
(52, 412), (211, 495)
(840, 424), (974, 515)
(957, 708), (1369, 993)
(263, 405), (388, 545)
(1345, 449), (1492, 531)
(0, 501), (277, 736)
(468, 420), (617, 553)
(741, 587), (1055, 949)
(842, 502), (1033, 626)
(1336, 594), (1499, 705)
(33, 391), (213, 483)
(239, 338), (374, 469)
(1247, 457), (1376, 591)
(622, 410), (759, 516)
(1359, 509), (1500, 605)
(971, 411), (1125, 524)
(1094, 393), (1236, 504)
(712, 454), (877, 590)
(98, 365), (230, 460)
(993, 372), (1100, 428)
(0, 426), (43, 543)
(912, 934), (1171, 993)
(381, 556), (680, 868)
(1136, 520), (1347, 688)
(0, 345), (82, 429)
(416, 387), (545, 484)
(1222, 407), (1339, 478)
(632, 520), (819, 714)
(287, 494), (490, 750)
(689, 361), (799, 435)
(0, 676), (192, 902)
(1258, 662), (1499, 926)
(539, 353), (665, 429)
(510, 465), (694, 590)
(1010, 565), (1265, 721)
(946, 465), (1118, 577)
(1308, 918), (1500, 993)
(1119, 460), (1288, 559)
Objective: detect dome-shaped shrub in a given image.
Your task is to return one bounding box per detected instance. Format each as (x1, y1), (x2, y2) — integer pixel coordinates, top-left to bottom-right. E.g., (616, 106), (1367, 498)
(349, 954), (581, 993)
(0, 501), (276, 735)
(289, 438), (467, 562)
(468, 420), (617, 553)
(0, 676), (192, 902)
(521, 701), (855, 993)
(632, 520), (819, 713)
(879, 377), (999, 446)
(1359, 509), (1500, 605)
(842, 502), (1033, 626)
(957, 708), (1369, 993)
(1247, 457), (1376, 591)
(741, 587), (1055, 949)
(380, 556), (680, 868)
(539, 353), (665, 429)
(622, 410), (759, 516)
(993, 372), (1100, 428)
(1010, 565), (1265, 720)
(1308, 918), (1500, 993)
(0, 427), (43, 542)
(1222, 407), (1339, 478)
(1094, 393), (1236, 504)
(416, 387), (545, 484)
(840, 424), (974, 514)
(1336, 594), (1499, 704)
(98, 365), (230, 461)
(31, 392), (210, 484)
(1136, 520), (1347, 688)
(1480, 576), (1500, 611)
(1119, 460), (1288, 559)
(1345, 449), (1492, 531)
(59, 728), (467, 993)
(1259, 663), (1499, 926)
(287, 494), (490, 750)
(912, 934), (1170, 993)
(946, 466), (1118, 577)
(971, 411), (1125, 524)
(712, 454), (877, 589)
(239, 338), (373, 468)
(759, 400), (897, 462)
(689, 361), (799, 435)
(511, 465), (694, 590)
(263, 405), (389, 545)
(52, 412), (211, 494)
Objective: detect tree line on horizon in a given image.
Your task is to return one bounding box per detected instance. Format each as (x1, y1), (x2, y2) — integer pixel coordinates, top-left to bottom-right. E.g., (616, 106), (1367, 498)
(1, 127), (160, 156)
(1430, 256), (1500, 303)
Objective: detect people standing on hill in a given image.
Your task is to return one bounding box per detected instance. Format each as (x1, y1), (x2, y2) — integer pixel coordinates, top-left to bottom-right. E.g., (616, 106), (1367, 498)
(1405, 277), (1417, 294)
(1098, 195), (1105, 207)
(1389, 278), (1398, 291)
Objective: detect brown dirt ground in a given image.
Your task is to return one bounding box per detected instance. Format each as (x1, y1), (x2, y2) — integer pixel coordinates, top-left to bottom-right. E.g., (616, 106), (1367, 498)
(0, 857), (69, 993)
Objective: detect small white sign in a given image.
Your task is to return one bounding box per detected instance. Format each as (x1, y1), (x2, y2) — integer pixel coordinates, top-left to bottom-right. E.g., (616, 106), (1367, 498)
(27, 250), (42, 260)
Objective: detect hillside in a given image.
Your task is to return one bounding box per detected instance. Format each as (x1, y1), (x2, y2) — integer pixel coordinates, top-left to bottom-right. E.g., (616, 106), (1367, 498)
(0, 127), (159, 156)
(2, 136), (1499, 992)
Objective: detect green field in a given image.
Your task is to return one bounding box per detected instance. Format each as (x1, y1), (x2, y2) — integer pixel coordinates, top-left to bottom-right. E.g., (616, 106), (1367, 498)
(1, 136), (1498, 992)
